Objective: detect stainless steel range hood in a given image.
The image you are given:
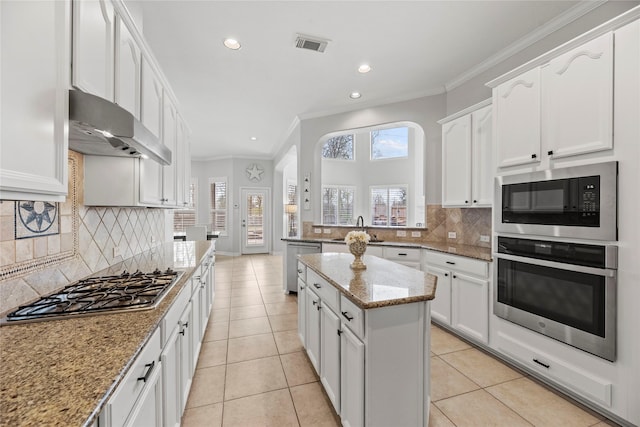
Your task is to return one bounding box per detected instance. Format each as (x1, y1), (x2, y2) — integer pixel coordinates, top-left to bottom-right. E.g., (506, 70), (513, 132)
(68, 90), (171, 165)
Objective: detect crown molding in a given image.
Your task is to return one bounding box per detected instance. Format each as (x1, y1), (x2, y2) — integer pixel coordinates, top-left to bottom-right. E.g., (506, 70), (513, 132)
(437, 98), (492, 125)
(194, 154), (274, 162)
(445, 0), (608, 92)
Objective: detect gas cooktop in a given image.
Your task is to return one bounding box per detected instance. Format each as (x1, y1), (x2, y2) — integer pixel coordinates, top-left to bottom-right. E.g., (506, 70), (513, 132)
(2, 268), (183, 325)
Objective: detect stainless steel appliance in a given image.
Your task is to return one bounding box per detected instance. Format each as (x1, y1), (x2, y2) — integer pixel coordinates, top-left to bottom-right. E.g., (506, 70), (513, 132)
(2, 269), (182, 324)
(496, 162), (617, 241)
(285, 241), (322, 293)
(494, 236), (617, 361)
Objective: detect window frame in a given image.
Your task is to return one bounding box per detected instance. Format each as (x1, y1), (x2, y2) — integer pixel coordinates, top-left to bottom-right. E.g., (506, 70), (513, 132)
(321, 133), (355, 161)
(209, 177), (228, 236)
(369, 185), (408, 227)
(370, 126), (409, 161)
(173, 178), (197, 233)
(321, 185), (356, 226)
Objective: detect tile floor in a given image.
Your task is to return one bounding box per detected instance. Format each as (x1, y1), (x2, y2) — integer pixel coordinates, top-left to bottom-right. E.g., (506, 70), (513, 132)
(182, 254), (618, 427)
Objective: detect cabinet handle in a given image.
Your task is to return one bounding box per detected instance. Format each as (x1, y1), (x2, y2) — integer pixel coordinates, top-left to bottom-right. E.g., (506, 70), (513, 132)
(313, 283), (321, 289)
(531, 154), (537, 159)
(533, 358), (550, 369)
(547, 150), (554, 156)
(179, 329), (185, 336)
(444, 273), (449, 277)
(398, 253), (407, 257)
(137, 361), (155, 383)
(446, 261), (455, 265)
(341, 311), (354, 321)
(465, 200), (469, 204)
(312, 300), (318, 306)
(473, 200), (477, 203)
(337, 329), (342, 336)
(297, 269), (303, 274)
(453, 275), (457, 279)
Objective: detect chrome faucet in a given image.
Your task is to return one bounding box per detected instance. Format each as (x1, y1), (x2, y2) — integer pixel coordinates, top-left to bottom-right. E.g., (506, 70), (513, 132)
(355, 216), (365, 231)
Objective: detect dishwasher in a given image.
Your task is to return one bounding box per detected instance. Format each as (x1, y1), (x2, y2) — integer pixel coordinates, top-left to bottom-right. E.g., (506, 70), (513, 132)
(284, 241), (322, 293)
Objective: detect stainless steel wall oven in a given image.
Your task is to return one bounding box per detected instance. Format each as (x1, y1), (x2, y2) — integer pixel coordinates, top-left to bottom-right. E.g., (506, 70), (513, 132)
(494, 236), (617, 361)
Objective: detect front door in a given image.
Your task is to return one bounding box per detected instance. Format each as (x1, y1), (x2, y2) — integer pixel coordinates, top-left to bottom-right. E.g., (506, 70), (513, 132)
(241, 188), (270, 254)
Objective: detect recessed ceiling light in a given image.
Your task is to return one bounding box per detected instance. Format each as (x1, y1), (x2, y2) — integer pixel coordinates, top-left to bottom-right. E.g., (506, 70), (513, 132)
(223, 38), (241, 50)
(250, 137), (257, 141)
(349, 92), (362, 99)
(358, 64), (371, 73)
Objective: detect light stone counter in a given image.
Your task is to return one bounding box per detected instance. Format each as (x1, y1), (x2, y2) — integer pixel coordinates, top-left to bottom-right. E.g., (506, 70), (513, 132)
(298, 253), (437, 309)
(0, 241), (214, 427)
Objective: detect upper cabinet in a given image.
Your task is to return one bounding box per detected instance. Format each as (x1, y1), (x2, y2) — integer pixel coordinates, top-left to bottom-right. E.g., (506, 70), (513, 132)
(490, 30), (617, 172)
(440, 101), (492, 208)
(494, 68), (541, 169)
(141, 56), (164, 139)
(71, 0), (115, 101)
(0, 0), (71, 201)
(541, 33), (613, 159)
(114, 12), (141, 118)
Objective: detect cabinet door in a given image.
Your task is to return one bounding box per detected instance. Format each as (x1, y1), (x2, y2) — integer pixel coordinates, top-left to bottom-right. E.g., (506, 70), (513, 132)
(141, 56), (163, 138)
(190, 286), (202, 372)
(471, 105), (493, 206)
(162, 97), (178, 206)
(115, 14), (141, 118)
(495, 67), (541, 169)
(124, 360), (163, 427)
(542, 32), (613, 159)
(320, 307), (341, 413)
(442, 115), (471, 207)
(426, 265), (451, 325)
(71, 0), (114, 101)
(0, 0), (69, 201)
(161, 327), (181, 427)
(451, 273), (489, 344)
(139, 158), (163, 205)
(297, 279), (307, 347)
(178, 303), (193, 413)
(340, 326), (364, 427)
(305, 289), (321, 374)
(176, 115), (188, 207)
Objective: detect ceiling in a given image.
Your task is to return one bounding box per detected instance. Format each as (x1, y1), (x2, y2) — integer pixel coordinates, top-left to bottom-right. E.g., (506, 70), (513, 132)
(131, 1), (589, 160)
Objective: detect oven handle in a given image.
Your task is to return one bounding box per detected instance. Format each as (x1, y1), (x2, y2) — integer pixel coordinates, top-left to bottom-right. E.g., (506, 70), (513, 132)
(495, 253), (616, 277)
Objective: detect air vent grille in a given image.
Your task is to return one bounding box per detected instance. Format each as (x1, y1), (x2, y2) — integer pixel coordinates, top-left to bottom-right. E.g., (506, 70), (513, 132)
(294, 34), (329, 53)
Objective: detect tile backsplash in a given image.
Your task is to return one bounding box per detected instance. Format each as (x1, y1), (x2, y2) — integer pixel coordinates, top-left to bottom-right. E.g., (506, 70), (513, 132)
(0, 151), (165, 315)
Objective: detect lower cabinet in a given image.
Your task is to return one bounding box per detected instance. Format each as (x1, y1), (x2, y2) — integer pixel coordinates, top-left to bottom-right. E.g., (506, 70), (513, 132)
(305, 288), (321, 373)
(425, 250), (490, 344)
(297, 278), (307, 347)
(340, 327), (364, 427)
(179, 302), (194, 413)
(320, 304), (341, 412)
(125, 361), (163, 427)
(160, 327), (181, 427)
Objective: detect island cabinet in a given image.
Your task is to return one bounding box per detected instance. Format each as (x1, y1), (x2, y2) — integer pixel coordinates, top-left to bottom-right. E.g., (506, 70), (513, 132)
(298, 253), (437, 427)
(425, 250), (490, 345)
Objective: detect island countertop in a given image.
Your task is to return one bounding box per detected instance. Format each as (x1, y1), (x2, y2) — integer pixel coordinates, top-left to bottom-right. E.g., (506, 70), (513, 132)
(298, 253), (437, 309)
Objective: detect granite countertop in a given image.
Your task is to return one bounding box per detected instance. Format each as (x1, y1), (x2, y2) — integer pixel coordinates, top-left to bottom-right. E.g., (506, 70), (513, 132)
(283, 237), (492, 262)
(298, 253), (437, 309)
(0, 241), (214, 427)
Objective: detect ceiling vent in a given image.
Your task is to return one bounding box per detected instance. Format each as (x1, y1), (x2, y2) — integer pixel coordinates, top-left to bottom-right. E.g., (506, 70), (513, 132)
(294, 34), (330, 53)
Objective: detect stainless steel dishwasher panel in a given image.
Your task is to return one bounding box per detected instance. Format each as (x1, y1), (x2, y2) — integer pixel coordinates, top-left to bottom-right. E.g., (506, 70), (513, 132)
(285, 242), (322, 293)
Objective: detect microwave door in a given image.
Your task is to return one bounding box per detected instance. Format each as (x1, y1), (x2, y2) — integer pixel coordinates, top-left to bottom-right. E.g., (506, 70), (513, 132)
(530, 180), (571, 213)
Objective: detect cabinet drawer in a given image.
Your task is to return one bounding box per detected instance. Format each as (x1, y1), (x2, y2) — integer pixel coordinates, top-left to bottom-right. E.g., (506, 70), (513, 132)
(108, 327), (161, 427)
(297, 261), (306, 281)
(496, 332), (612, 407)
(161, 282), (191, 346)
(425, 251), (488, 278)
(383, 247), (421, 262)
(307, 269), (339, 313)
(340, 295), (364, 340)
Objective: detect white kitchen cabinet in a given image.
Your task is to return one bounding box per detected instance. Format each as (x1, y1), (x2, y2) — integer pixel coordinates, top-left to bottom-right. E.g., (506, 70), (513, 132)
(426, 265), (451, 324)
(494, 67), (541, 169)
(441, 115), (471, 206)
(141, 55), (163, 139)
(382, 246), (421, 269)
(440, 101), (493, 208)
(161, 326), (180, 427)
(115, 12), (141, 118)
(297, 278), (307, 347)
(541, 32), (613, 159)
(71, 0), (114, 101)
(320, 304), (341, 413)
(340, 326), (365, 427)
(305, 287), (322, 374)
(451, 272), (489, 344)
(425, 250), (489, 344)
(162, 97), (178, 206)
(0, 0), (70, 201)
(124, 359), (163, 427)
(178, 302), (194, 413)
(176, 115), (190, 207)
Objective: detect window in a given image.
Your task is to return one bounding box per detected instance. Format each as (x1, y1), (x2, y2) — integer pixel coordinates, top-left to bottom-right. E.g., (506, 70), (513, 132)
(285, 183), (298, 237)
(173, 178), (197, 233)
(371, 127), (408, 160)
(322, 186), (355, 225)
(209, 177), (227, 234)
(322, 134), (354, 160)
(370, 186), (407, 226)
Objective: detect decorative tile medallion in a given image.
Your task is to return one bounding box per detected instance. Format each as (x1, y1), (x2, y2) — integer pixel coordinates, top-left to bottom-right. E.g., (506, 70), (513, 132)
(15, 201), (59, 239)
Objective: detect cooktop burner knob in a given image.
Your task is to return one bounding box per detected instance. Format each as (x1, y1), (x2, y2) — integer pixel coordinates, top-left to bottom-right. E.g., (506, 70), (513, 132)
(153, 268), (161, 274)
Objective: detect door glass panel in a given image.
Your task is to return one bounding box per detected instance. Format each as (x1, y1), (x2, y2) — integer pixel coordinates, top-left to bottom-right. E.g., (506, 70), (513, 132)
(246, 194), (264, 246)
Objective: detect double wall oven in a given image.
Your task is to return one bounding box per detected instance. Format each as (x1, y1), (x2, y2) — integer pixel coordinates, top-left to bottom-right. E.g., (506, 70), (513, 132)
(494, 162), (618, 361)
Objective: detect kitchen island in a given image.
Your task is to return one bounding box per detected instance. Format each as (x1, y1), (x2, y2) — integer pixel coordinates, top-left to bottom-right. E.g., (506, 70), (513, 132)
(297, 253), (437, 427)
(0, 241), (214, 427)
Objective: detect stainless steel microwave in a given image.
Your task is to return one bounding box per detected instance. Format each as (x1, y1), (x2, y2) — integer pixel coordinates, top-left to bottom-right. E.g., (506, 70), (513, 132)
(495, 162), (618, 241)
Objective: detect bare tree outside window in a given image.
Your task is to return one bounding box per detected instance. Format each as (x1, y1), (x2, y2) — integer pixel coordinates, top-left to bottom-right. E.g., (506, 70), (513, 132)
(322, 134), (354, 159)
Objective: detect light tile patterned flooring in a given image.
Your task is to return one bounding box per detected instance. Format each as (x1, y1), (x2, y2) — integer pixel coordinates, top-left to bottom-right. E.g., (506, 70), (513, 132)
(183, 254), (618, 427)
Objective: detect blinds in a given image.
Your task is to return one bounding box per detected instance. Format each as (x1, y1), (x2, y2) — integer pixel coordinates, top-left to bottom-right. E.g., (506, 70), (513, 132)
(173, 179), (197, 232)
(210, 178), (227, 233)
(370, 186), (407, 226)
(322, 186), (354, 225)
